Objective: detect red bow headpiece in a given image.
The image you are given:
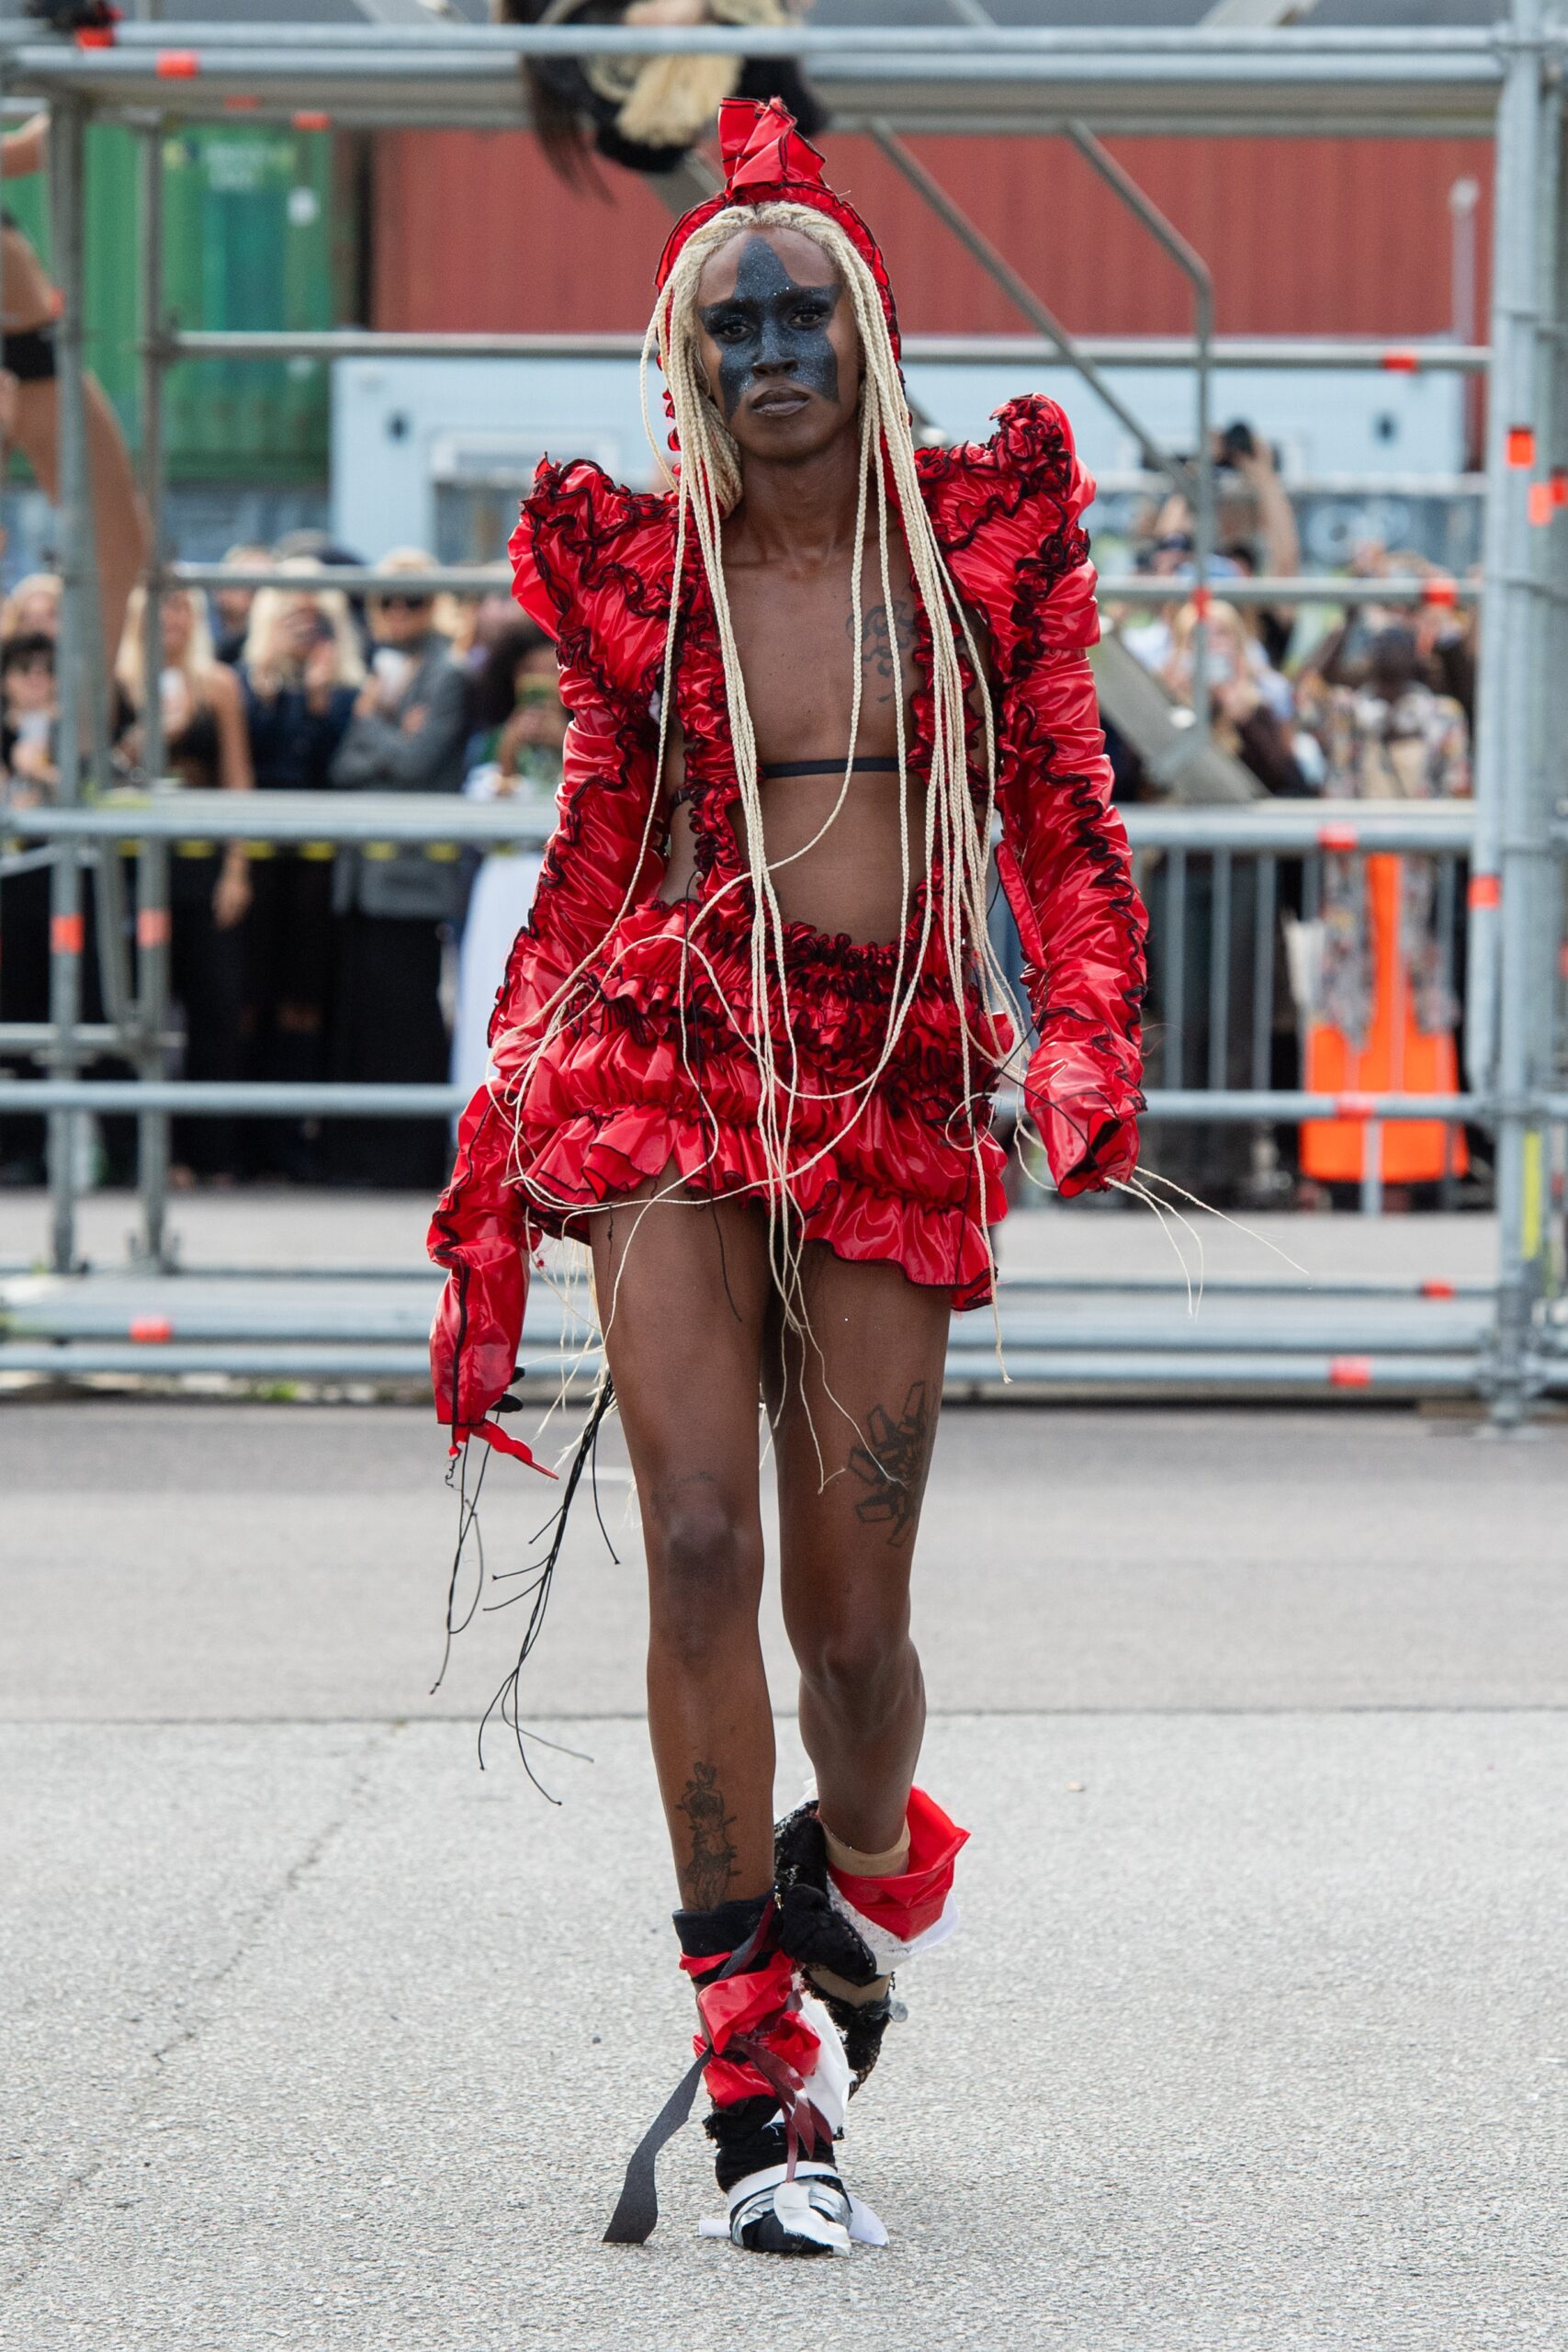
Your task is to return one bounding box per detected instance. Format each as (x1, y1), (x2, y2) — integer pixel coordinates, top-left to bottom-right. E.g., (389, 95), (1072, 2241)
(654, 99), (901, 361)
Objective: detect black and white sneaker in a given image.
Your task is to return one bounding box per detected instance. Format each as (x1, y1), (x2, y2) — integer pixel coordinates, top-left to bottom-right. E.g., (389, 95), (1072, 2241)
(721, 2160), (854, 2256)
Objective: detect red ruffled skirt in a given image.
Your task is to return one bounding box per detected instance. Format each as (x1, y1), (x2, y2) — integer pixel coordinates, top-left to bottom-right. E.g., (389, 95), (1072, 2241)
(502, 898), (1011, 1309)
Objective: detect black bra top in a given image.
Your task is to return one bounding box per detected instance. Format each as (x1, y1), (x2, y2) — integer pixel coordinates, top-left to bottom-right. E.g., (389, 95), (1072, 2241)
(759, 756), (902, 780)
(668, 756), (901, 813)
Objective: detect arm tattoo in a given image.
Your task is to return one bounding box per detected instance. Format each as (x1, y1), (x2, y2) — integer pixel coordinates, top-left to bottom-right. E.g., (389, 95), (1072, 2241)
(676, 1759), (739, 1911)
(848, 1380), (934, 1546)
(849, 597), (915, 704)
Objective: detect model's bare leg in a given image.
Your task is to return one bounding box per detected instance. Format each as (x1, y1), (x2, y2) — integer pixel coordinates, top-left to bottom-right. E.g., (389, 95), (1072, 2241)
(588, 1170), (776, 1907)
(4, 229), (151, 665)
(12, 373), (151, 671)
(771, 1246), (950, 1852)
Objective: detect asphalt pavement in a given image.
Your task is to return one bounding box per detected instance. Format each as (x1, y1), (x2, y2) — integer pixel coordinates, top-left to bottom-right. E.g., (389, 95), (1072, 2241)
(3, 1374), (1566, 2348)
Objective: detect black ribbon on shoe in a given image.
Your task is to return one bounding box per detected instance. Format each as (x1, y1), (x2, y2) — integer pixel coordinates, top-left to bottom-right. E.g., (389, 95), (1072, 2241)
(603, 1899), (776, 2246)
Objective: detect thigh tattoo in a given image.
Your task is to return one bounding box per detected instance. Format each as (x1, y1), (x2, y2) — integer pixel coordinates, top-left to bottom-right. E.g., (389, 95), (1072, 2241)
(848, 1380), (933, 1546)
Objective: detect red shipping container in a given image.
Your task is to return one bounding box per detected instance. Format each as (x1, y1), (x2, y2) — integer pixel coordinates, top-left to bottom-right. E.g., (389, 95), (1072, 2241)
(371, 129), (1494, 341)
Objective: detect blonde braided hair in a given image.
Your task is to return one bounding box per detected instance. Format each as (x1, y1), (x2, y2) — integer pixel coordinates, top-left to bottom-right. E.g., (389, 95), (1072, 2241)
(499, 202), (1024, 1361)
(638, 201), (1020, 1322)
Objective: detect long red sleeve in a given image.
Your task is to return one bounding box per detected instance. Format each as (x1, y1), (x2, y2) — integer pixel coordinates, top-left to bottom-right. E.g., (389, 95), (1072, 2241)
(923, 398), (1146, 1194)
(428, 461), (666, 1435)
(996, 548), (1146, 1196)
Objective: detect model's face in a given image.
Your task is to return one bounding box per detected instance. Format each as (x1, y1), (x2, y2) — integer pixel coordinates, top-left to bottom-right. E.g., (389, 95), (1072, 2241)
(694, 226), (861, 461)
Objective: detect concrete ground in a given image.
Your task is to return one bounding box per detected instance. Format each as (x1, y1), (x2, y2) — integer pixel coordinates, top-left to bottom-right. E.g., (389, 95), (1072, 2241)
(3, 1381), (1566, 2352)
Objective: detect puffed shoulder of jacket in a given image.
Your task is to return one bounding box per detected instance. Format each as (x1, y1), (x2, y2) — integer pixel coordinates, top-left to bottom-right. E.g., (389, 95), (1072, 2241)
(508, 458), (677, 706)
(917, 394), (1101, 671)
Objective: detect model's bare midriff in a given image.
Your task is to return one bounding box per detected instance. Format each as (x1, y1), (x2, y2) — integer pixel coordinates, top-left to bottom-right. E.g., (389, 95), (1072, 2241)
(660, 526), (931, 945)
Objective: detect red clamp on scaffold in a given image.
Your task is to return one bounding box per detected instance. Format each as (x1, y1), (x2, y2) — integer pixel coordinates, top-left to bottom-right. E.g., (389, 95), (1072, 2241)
(293, 111), (333, 131)
(1529, 481), (1555, 527)
(1506, 424), (1536, 469)
(1381, 349), (1420, 374)
(1329, 1356), (1374, 1389)
(1418, 1280), (1455, 1301)
(129, 1316), (174, 1345)
(223, 95), (262, 113)
(155, 50), (200, 78)
(75, 27), (117, 47)
(1191, 584), (1213, 620)
(1553, 469), (1568, 510)
(136, 907), (171, 949)
(1421, 575), (1459, 609)
(1335, 1091), (1378, 1120)
(1468, 874), (1501, 911)
(1317, 822), (1359, 853)
(51, 912), (85, 956)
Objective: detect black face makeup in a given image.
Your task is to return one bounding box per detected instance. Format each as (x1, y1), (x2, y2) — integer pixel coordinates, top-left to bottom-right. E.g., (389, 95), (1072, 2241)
(698, 234), (843, 422)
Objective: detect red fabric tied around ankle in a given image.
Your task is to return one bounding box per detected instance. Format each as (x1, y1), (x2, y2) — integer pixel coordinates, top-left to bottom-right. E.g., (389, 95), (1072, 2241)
(696, 1950), (795, 2057)
(676, 1946), (733, 1980)
(827, 1785), (969, 1942)
(694, 1948), (823, 2108)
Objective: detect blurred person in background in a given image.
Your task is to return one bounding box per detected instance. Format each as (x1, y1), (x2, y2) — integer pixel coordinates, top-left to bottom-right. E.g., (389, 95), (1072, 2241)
(116, 586), (254, 1186)
(1295, 623), (1471, 1202)
(498, 0), (825, 185)
(239, 566), (363, 1181)
(1213, 422), (1300, 672)
(1162, 599), (1313, 797)
(0, 113), (149, 667)
(327, 549), (468, 1189)
(462, 589), (521, 671)
(0, 571), (60, 642)
(0, 629), (59, 1183)
(211, 543), (272, 668)
(449, 623), (562, 1102)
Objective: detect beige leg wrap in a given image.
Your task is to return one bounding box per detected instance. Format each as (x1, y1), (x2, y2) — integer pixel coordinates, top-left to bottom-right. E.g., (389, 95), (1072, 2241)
(811, 1815), (911, 2005)
(821, 1820), (911, 1881)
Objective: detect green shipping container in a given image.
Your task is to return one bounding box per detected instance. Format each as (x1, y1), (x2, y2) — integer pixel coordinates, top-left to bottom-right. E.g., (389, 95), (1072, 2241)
(6, 121), (352, 484)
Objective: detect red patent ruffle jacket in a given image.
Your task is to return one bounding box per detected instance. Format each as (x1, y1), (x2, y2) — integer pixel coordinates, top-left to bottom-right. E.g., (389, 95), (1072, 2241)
(427, 392), (1147, 1446)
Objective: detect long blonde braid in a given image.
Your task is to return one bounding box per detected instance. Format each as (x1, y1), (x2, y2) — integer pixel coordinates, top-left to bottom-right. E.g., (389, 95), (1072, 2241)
(644, 202), (1021, 1319)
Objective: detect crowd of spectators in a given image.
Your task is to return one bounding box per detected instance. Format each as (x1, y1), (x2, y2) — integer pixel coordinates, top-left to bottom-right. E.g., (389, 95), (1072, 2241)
(1102, 424), (1478, 1207)
(0, 424), (1483, 1204)
(0, 537), (567, 1192)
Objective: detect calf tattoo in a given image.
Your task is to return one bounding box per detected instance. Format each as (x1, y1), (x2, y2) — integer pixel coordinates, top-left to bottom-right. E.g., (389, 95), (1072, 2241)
(848, 1381), (933, 1545)
(677, 1759), (739, 1910)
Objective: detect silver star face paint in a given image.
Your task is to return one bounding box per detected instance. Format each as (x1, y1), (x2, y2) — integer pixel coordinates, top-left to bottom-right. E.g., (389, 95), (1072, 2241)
(698, 234), (843, 421)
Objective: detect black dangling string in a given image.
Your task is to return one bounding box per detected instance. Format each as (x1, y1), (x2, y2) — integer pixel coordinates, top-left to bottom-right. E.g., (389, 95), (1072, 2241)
(602, 1900), (775, 2247)
(430, 1437), (491, 1696)
(477, 1367), (616, 1792)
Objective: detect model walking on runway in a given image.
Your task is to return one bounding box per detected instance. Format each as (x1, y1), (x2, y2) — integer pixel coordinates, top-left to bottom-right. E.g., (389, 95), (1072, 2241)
(430, 100), (1146, 2256)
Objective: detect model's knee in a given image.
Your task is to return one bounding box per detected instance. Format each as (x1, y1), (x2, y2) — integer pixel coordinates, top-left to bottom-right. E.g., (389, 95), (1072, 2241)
(797, 1619), (915, 1726)
(648, 1496), (759, 1668)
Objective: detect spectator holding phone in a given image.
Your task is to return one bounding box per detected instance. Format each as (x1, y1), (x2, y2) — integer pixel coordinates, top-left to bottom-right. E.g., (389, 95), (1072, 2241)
(450, 622), (565, 1102)
(238, 563), (363, 1180)
(116, 585), (254, 1183)
(327, 549), (469, 1189)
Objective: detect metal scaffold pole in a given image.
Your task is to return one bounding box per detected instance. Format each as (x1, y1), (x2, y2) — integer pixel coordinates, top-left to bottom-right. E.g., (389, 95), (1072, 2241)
(136, 117), (173, 1269)
(44, 95), (88, 1272)
(1479, 0), (1553, 1422)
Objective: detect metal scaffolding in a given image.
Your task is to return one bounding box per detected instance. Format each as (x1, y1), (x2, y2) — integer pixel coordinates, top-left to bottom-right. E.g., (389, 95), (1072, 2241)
(0, 6), (1564, 1414)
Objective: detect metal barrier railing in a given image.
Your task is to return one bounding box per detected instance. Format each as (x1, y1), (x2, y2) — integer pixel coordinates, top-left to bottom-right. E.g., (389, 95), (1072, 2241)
(0, 4), (1562, 1416)
(3, 791), (1558, 1415)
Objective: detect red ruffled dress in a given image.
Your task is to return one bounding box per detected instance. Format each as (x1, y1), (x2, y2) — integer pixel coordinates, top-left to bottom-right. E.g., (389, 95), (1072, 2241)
(429, 394), (1146, 1442)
